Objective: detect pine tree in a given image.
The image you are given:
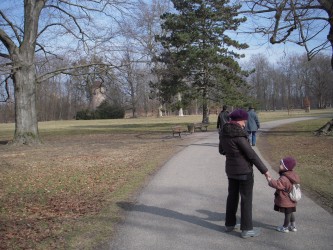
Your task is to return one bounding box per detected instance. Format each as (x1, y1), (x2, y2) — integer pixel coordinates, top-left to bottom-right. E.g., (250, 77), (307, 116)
(156, 0), (249, 122)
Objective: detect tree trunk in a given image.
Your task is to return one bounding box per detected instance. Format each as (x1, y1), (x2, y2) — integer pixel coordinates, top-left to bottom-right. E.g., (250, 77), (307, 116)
(201, 88), (209, 123)
(132, 106), (137, 118)
(319, 0), (333, 70)
(177, 92), (184, 117)
(2, 0), (44, 145)
(295, 0), (332, 71)
(158, 104), (163, 117)
(313, 118), (333, 136)
(12, 63), (40, 145)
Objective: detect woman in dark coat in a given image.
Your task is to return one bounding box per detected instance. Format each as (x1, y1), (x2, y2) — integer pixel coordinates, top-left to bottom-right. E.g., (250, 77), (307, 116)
(219, 109), (271, 239)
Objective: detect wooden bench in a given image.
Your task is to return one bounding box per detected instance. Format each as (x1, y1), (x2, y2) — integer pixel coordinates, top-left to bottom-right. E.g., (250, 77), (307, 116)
(194, 123), (209, 132)
(172, 125), (185, 137)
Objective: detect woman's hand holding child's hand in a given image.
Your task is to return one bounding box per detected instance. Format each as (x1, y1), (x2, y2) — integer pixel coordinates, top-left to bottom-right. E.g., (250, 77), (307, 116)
(264, 171), (272, 182)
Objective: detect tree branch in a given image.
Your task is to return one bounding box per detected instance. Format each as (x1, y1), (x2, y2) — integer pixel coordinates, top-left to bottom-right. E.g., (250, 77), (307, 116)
(238, 1), (323, 15)
(0, 75), (12, 102)
(0, 53), (10, 59)
(44, 4), (87, 41)
(0, 10), (22, 44)
(37, 23), (82, 40)
(0, 29), (18, 55)
(36, 62), (120, 83)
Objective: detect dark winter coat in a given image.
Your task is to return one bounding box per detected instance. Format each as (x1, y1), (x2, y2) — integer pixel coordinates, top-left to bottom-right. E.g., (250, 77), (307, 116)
(219, 122), (268, 176)
(269, 170), (301, 208)
(245, 109), (260, 132)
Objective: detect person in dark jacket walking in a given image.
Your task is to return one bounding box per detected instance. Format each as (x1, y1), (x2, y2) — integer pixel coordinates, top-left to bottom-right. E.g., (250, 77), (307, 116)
(217, 105), (230, 135)
(219, 109), (271, 239)
(266, 157), (301, 233)
(245, 106), (260, 146)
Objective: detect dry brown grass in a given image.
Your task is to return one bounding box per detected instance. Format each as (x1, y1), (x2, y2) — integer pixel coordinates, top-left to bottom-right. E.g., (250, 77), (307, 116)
(0, 131), (200, 249)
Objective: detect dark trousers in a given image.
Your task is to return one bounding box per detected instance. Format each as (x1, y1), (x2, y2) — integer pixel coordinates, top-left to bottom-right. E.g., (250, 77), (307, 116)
(225, 174), (254, 231)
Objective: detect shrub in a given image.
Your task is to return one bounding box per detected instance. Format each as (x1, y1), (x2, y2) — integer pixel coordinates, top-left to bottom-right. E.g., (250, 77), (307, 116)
(95, 101), (125, 119)
(76, 109), (95, 120)
(75, 102), (125, 120)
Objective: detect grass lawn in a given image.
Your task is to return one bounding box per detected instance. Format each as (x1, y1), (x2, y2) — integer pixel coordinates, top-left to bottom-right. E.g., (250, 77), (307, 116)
(0, 109), (332, 249)
(257, 117), (333, 214)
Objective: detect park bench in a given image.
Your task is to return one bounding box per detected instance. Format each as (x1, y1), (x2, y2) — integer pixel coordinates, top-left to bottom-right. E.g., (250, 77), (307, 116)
(193, 123), (209, 132)
(171, 125), (187, 137)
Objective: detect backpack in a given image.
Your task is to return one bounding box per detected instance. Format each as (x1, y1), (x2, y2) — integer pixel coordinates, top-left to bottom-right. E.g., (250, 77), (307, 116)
(289, 184), (302, 202)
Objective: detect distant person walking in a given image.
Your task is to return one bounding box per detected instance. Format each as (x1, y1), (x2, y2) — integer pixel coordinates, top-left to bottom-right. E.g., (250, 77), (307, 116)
(266, 157), (301, 233)
(245, 106), (260, 146)
(217, 105), (230, 135)
(219, 109), (271, 239)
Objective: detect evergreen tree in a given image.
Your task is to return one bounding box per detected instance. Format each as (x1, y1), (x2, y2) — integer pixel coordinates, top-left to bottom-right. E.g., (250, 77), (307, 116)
(156, 0), (249, 122)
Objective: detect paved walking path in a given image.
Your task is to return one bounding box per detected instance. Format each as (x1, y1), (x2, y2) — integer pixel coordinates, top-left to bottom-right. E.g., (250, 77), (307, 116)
(110, 117), (333, 250)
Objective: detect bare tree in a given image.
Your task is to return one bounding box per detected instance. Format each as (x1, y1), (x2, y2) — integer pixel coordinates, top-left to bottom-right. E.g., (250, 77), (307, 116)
(119, 0), (172, 117)
(248, 54), (272, 110)
(301, 54), (333, 108)
(115, 49), (146, 118)
(269, 66), (285, 110)
(237, 0), (333, 69)
(244, 52), (332, 111)
(0, 0), (132, 145)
